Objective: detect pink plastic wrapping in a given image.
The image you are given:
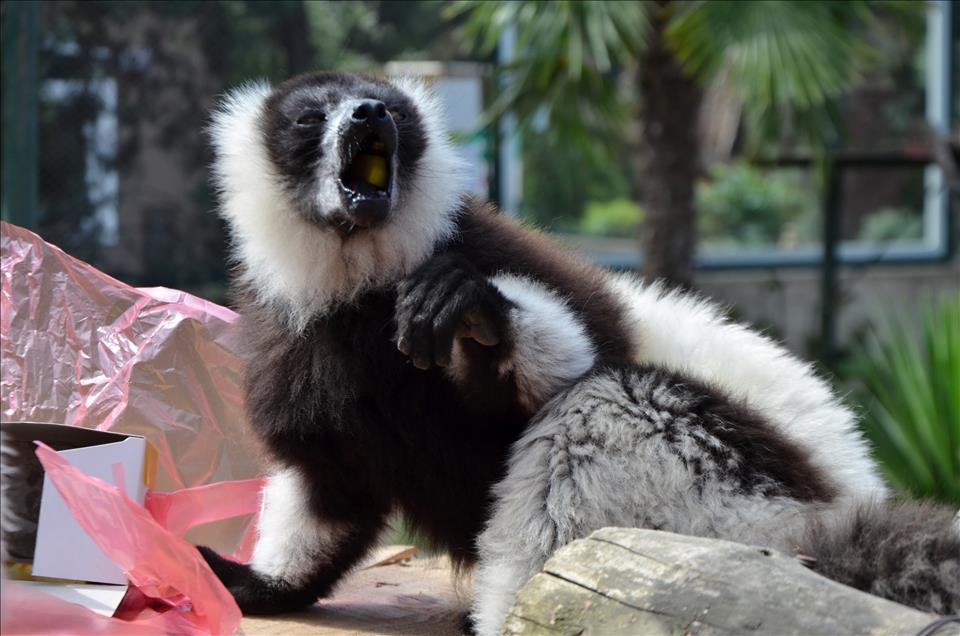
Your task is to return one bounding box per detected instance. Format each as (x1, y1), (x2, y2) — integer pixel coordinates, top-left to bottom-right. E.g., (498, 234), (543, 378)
(14, 442), (245, 635)
(145, 477), (265, 562)
(1, 580), (170, 636)
(1, 221), (263, 552)
(0, 462), (262, 634)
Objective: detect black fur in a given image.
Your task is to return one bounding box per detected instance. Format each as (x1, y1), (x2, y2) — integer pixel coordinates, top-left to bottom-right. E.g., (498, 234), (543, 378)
(454, 200), (635, 366)
(796, 500), (960, 615)
(198, 514), (385, 615)
(200, 194), (639, 614)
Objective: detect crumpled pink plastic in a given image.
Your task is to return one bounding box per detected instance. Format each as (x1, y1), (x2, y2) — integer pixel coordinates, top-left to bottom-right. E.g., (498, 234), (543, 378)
(0, 221), (263, 552)
(0, 472), (265, 634)
(145, 477), (266, 562)
(1, 580), (170, 636)
(16, 442), (244, 635)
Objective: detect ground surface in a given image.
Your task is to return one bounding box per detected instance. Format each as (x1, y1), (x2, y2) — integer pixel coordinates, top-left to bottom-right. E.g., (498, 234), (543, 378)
(239, 547), (464, 636)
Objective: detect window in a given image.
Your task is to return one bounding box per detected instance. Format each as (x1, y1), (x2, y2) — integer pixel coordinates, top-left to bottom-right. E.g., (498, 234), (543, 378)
(514, 1), (954, 270)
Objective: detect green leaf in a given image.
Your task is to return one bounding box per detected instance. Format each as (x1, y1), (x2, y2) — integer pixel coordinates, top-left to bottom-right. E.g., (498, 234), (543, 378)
(455, 0), (925, 161)
(850, 295), (960, 505)
(452, 0), (651, 158)
(664, 0), (922, 151)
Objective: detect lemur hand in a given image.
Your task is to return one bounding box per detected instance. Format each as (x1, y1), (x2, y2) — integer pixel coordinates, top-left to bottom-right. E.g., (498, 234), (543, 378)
(396, 252), (511, 370)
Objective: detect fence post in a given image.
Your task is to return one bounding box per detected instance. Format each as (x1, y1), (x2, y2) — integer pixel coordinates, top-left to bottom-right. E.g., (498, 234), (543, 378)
(819, 155), (841, 369)
(1, 0), (39, 229)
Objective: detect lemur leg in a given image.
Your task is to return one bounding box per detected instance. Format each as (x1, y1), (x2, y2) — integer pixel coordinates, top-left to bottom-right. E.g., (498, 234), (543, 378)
(200, 467), (388, 614)
(471, 366), (822, 636)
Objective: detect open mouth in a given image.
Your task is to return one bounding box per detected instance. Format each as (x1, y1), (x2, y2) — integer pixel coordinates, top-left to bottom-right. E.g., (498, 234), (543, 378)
(337, 133), (394, 215)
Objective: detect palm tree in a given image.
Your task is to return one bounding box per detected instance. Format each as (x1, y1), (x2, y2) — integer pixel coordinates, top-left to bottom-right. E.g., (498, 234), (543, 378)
(454, 0), (909, 288)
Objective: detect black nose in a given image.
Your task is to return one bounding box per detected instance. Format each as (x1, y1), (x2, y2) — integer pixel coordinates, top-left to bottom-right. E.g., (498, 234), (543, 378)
(352, 99), (388, 122)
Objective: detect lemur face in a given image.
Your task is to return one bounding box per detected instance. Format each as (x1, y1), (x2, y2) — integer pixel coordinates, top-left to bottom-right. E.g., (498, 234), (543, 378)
(262, 73), (428, 235)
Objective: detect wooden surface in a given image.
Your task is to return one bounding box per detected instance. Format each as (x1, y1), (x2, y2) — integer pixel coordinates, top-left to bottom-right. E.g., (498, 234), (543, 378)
(504, 528), (937, 636)
(240, 547), (466, 636)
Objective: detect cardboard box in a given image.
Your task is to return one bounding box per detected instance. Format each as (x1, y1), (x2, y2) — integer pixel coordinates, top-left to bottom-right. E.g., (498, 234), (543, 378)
(1, 422), (156, 605)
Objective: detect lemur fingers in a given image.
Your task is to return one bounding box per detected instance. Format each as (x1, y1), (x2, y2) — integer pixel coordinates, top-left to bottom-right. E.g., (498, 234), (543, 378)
(396, 252), (510, 370)
(456, 308), (501, 347)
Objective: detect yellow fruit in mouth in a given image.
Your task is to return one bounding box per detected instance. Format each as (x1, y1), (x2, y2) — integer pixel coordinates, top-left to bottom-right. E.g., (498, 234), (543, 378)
(351, 154), (389, 189)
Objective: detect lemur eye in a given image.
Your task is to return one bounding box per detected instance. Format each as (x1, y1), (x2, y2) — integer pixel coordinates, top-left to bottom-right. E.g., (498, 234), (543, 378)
(295, 110), (326, 127)
(388, 109), (407, 122)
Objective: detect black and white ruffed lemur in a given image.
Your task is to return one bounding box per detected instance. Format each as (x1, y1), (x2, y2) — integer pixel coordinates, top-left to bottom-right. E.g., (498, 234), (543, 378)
(199, 72), (960, 633)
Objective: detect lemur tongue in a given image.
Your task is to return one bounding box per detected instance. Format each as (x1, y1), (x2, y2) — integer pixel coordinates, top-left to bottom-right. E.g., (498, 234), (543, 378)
(349, 154), (389, 190)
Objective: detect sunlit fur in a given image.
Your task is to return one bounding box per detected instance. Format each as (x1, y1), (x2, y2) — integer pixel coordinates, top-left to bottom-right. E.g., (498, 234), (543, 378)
(489, 274), (596, 414)
(205, 73), (955, 635)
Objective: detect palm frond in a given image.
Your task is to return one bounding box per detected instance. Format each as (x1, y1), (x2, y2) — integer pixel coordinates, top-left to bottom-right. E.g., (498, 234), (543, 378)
(665, 0), (916, 151)
(451, 0), (651, 154)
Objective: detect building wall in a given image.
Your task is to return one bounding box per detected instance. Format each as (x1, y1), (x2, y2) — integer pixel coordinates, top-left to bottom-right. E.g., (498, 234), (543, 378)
(696, 257), (960, 357)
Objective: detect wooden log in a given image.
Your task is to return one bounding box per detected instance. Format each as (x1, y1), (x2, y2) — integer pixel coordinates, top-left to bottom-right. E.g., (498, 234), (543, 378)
(504, 528), (938, 636)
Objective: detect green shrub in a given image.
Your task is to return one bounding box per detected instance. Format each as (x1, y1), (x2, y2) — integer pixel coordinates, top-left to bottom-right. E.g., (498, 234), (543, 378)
(696, 161), (818, 248)
(520, 130), (632, 230)
(849, 295), (960, 505)
(578, 198), (645, 238)
(857, 207), (923, 243)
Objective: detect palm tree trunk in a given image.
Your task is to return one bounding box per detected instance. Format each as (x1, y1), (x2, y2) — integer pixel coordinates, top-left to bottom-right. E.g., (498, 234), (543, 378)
(275, 1), (314, 75)
(636, 4), (702, 289)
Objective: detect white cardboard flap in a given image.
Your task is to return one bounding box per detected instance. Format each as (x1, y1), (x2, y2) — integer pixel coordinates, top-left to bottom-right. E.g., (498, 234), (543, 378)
(17, 581), (129, 617)
(32, 437), (148, 585)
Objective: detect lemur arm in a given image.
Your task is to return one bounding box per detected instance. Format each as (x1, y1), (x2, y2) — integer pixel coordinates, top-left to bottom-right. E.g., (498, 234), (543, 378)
(395, 200), (634, 414)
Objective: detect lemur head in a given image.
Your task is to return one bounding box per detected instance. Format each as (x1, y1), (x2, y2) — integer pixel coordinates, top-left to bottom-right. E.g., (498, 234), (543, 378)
(262, 73), (427, 233)
(211, 72), (467, 330)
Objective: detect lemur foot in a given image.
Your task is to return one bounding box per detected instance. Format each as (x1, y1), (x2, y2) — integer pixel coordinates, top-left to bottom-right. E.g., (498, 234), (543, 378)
(198, 545), (316, 615)
(396, 252), (512, 370)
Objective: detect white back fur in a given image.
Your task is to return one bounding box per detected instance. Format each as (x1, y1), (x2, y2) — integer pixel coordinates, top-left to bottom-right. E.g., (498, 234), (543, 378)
(606, 273), (887, 502)
(210, 78), (469, 332)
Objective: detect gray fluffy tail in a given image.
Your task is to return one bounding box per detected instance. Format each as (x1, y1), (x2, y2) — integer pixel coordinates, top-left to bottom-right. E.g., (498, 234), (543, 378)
(796, 499), (960, 615)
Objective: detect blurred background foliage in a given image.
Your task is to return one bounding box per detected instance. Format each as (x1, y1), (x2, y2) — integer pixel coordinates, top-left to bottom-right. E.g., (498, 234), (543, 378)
(696, 162), (818, 249)
(847, 295), (960, 505)
(16, 0), (474, 290)
(3, 0), (943, 289)
(454, 0), (933, 286)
